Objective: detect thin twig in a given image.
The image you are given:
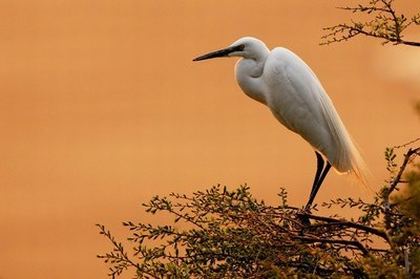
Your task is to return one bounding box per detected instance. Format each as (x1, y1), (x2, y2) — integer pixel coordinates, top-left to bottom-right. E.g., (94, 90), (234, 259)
(392, 137), (420, 149)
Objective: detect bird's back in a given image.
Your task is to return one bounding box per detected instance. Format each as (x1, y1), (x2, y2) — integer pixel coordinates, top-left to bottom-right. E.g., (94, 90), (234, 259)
(262, 47), (367, 182)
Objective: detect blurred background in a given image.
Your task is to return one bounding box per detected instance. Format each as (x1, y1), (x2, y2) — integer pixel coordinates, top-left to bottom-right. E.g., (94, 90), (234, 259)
(0, 0), (419, 278)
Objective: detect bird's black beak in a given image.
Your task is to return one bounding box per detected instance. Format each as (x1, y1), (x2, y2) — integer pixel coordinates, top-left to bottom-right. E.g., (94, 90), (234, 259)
(193, 44), (244, 61)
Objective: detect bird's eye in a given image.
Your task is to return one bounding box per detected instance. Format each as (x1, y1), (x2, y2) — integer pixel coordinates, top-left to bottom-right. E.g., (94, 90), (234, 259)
(232, 44), (245, 52)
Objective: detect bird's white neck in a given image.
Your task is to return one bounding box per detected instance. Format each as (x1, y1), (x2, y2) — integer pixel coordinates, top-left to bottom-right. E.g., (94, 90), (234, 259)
(235, 55), (268, 105)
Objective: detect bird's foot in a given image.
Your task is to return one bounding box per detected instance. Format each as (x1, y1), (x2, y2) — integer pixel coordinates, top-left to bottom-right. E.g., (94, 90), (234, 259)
(297, 208), (312, 227)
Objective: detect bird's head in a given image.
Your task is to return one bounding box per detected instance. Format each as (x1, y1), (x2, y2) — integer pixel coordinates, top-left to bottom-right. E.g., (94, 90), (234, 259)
(193, 37), (269, 62)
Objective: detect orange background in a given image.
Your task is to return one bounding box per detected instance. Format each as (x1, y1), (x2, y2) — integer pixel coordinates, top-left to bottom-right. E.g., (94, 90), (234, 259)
(1, 1), (419, 278)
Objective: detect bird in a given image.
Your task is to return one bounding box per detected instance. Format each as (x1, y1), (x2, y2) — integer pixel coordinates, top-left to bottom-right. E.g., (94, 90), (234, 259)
(193, 37), (367, 210)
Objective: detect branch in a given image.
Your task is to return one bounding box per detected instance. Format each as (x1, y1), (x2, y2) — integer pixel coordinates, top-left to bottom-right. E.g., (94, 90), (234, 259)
(321, 0), (420, 47)
(298, 213), (391, 244)
(294, 236), (370, 255)
(96, 224), (146, 278)
(387, 147), (420, 199)
(398, 40), (420, 47)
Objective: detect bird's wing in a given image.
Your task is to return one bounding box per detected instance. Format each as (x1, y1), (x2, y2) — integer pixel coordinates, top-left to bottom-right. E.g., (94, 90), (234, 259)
(262, 47), (367, 181)
(263, 47), (336, 159)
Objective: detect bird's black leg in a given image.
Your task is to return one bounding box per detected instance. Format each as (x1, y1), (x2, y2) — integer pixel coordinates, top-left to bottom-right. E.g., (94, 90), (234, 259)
(309, 152), (324, 202)
(305, 152), (324, 211)
(300, 152), (325, 226)
(305, 160), (332, 210)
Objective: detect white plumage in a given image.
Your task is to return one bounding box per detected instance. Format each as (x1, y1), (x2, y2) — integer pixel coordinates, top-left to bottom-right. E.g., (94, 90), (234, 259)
(194, 36), (367, 207)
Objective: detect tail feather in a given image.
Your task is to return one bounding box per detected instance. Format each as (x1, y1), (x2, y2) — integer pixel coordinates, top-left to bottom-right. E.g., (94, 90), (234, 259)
(317, 90), (369, 185)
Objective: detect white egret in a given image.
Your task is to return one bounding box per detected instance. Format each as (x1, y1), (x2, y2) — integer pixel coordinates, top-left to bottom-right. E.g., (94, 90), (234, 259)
(193, 37), (367, 209)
